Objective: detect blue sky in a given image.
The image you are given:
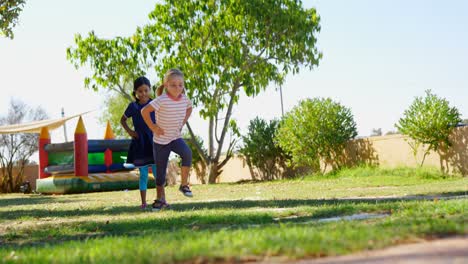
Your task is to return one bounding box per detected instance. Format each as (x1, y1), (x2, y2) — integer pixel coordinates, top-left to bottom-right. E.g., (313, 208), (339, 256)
(1, 0), (467, 157)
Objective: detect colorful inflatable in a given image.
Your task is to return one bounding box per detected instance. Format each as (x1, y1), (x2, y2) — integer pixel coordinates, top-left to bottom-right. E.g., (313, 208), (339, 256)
(36, 117), (155, 194)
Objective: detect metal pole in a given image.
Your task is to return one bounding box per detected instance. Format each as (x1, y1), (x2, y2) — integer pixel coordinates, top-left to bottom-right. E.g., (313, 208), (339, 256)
(61, 107), (68, 142)
(279, 85), (284, 117)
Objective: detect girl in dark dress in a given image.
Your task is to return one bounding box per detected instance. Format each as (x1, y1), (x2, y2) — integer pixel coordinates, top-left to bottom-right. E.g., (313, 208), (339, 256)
(120, 76), (157, 209)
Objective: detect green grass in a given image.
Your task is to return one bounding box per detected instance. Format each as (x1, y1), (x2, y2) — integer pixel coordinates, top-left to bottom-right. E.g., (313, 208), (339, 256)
(0, 166), (467, 263)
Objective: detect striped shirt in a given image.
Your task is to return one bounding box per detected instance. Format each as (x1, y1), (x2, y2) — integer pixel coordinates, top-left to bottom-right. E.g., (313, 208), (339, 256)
(149, 93), (192, 145)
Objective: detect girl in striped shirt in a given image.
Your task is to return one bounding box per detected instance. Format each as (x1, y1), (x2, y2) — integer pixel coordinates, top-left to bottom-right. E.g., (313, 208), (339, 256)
(141, 69), (193, 211)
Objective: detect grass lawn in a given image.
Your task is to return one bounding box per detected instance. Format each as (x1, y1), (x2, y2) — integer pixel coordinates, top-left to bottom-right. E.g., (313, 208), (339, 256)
(0, 166), (467, 263)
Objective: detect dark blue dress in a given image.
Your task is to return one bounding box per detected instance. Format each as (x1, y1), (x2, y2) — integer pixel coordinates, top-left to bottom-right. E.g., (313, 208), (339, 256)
(124, 100), (156, 167)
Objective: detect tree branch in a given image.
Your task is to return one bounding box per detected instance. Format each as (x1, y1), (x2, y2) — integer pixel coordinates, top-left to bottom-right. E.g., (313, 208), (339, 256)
(214, 82), (240, 160)
(214, 112), (220, 144)
(218, 137), (237, 169)
(218, 155), (231, 170)
(208, 116), (214, 159)
(116, 83), (133, 102)
(186, 121), (209, 164)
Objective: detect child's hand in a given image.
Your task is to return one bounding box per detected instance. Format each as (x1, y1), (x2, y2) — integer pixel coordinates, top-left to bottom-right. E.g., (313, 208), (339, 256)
(154, 125), (164, 136)
(129, 130), (138, 139)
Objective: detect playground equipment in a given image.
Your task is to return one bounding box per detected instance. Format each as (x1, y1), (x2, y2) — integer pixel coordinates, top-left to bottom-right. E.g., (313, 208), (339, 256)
(36, 117), (155, 194)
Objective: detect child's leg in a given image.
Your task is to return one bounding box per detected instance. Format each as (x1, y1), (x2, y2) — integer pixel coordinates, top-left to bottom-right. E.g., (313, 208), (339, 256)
(181, 167), (190, 186)
(153, 143), (171, 201)
(171, 138), (192, 186)
(138, 166), (148, 205)
(156, 186), (165, 203)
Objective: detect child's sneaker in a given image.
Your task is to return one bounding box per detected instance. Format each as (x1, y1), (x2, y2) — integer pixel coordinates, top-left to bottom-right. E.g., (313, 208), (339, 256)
(151, 199), (170, 212)
(140, 203), (147, 210)
(179, 185), (193, 197)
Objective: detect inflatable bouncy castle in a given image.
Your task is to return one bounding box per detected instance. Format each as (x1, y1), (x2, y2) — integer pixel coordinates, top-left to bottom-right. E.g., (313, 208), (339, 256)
(36, 117), (155, 194)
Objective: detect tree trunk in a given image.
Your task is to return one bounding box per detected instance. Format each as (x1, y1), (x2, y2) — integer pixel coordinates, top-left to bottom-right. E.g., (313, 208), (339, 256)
(15, 161), (26, 190)
(420, 151), (429, 168)
(208, 116), (215, 158)
(7, 164), (14, 193)
(0, 165), (5, 192)
(208, 161), (219, 184)
(207, 85), (239, 183)
(194, 163), (207, 184)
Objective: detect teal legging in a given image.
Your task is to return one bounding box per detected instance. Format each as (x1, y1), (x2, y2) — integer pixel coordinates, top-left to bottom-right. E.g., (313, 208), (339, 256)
(138, 164), (157, 191)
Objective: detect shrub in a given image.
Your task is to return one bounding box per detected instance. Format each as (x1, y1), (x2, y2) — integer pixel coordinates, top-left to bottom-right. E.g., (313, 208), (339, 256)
(276, 98), (357, 173)
(396, 90), (461, 166)
(239, 117), (293, 180)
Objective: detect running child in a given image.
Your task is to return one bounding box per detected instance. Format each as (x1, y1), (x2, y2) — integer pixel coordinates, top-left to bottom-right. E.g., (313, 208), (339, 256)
(141, 69), (193, 211)
(121, 76), (157, 209)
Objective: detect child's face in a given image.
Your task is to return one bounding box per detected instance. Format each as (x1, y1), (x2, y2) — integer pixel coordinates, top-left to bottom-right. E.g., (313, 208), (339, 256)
(165, 76), (184, 98)
(135, 85), (151, 102)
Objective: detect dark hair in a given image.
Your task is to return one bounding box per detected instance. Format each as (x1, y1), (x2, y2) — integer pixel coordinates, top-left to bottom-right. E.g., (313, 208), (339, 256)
(132, 76), (151, 102)
(156, 69), (184, 97)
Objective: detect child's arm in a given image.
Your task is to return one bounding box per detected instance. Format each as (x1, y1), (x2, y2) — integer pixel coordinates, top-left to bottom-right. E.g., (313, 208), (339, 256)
(120, 115), (138, 139)
(141, 104), (164, 136)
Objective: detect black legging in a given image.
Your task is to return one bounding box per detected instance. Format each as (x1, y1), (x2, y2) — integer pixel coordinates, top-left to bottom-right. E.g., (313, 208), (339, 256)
(153, 138), (192, 186)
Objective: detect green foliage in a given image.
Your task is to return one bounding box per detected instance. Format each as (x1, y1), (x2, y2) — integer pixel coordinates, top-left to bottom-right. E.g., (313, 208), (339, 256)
(66, 0), (322, 183)
(0, 0), (25, 39)
(142, 0), (321, 182)
(66, 30), (151, 101)
(67, 32), (152, 139)
(143, 0), (321, 118)
(0, 168), (467, 262)
(325, 165), (458, 180)
(99, 91), (132, 138)
(396, 90), (461, 166)
(276, 98), (357, 173)
(239, 117), (292, 180)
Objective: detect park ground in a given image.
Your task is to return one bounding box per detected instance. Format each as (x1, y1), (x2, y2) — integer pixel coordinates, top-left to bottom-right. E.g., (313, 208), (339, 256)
(0, 166), (467, 263)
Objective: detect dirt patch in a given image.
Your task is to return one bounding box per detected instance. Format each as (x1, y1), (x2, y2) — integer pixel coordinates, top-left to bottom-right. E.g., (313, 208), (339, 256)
(290, 236), (468, 264)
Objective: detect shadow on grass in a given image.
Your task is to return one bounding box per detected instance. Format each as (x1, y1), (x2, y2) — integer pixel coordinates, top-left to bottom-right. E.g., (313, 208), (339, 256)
(1, 191), (465, 221)
(0, 202), (367, 249)
(0, 191), (465, 251)
(170, 191), (466, 211)
(0, 195), (85, 207)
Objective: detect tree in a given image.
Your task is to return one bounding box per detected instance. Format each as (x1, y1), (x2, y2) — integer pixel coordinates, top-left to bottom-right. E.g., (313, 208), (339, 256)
(396, 90), (461, 167)
(142, 0), (321, 183)
(99, 89), (134, 138)
(276, 98), (357, 173)
(0, 0), (25, 39)
(370, 128), (382, 137)
(67, 31), (151, 100)
(0, 99), (48, 193)
(67, 31), (155, 138)
(67, 0), (321, 183)
(385, 130), (399, 136)
(239, 117), (292, 180)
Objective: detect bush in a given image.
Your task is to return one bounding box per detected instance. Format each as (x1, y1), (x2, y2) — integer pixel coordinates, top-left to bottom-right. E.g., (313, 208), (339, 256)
(239, 117), (293, 180)
(276, 98), (357, 173)
(396, 90), (461, 166)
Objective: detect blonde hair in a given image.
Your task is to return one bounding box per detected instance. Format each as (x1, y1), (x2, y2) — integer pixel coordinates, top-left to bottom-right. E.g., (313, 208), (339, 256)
(156, 68), (185, 97)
